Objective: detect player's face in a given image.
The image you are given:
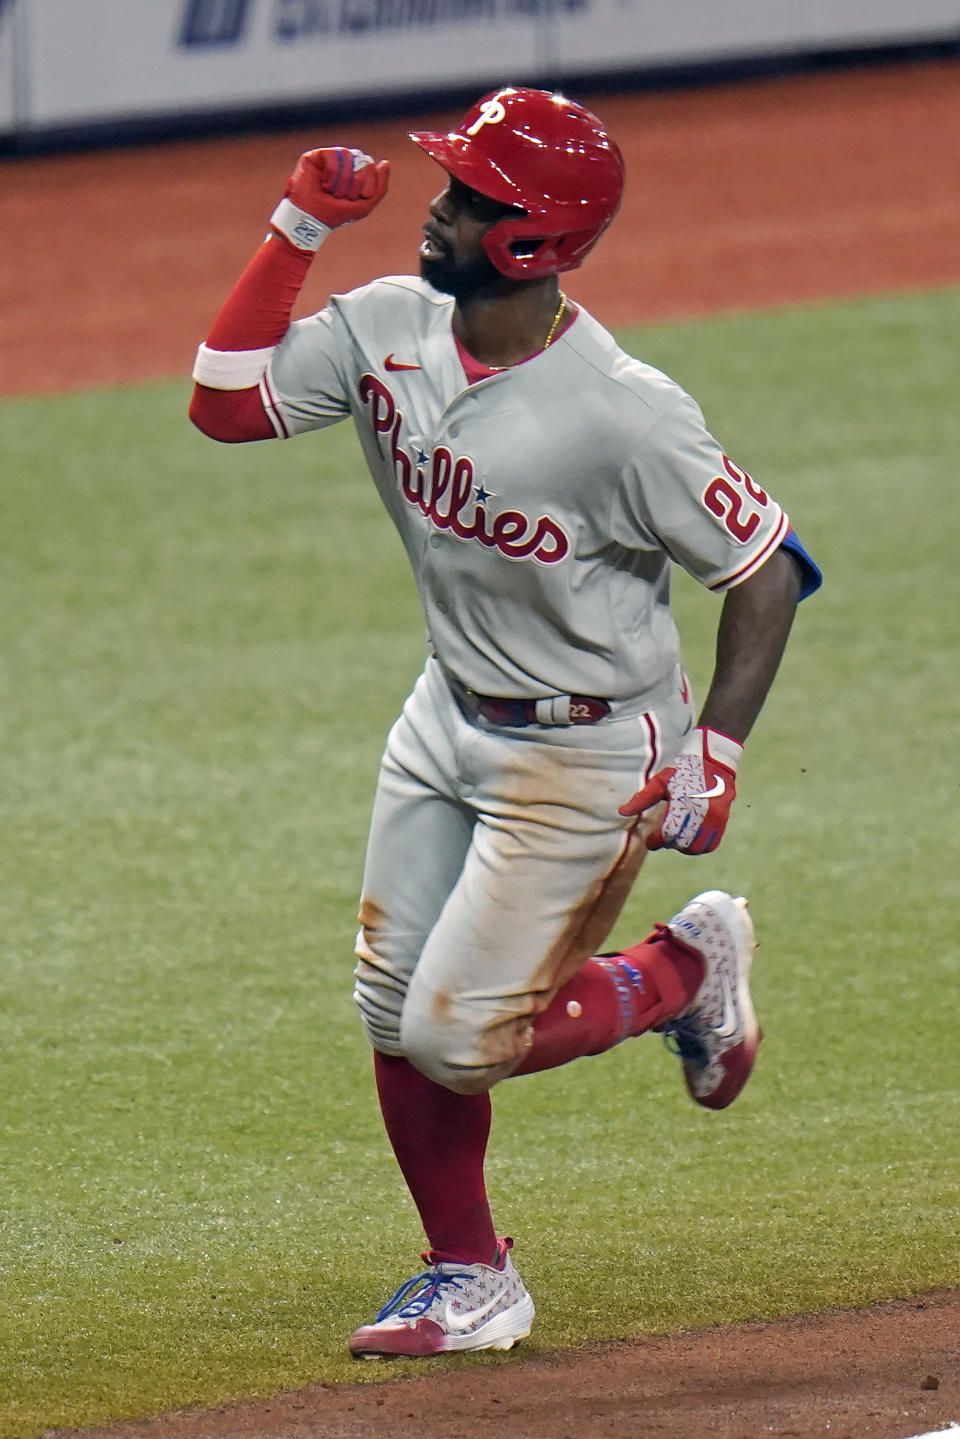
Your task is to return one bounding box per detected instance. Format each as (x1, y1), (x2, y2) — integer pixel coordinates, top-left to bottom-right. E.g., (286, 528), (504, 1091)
(420, 176), (523, 300)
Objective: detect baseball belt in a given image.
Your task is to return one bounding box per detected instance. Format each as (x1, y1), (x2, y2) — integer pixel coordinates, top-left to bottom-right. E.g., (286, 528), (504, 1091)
(468, 692), (611, 728)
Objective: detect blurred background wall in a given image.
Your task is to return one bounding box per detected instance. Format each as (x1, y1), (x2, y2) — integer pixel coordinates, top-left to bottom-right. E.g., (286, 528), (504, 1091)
(0, 0), (958, 147)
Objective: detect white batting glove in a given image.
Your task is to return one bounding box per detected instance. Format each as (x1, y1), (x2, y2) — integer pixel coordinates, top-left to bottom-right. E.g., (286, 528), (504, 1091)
(619, 726), (742, 855)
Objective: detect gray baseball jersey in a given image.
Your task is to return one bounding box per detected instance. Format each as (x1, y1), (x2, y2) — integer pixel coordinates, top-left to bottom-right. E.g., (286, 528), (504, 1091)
(262, 275), (789, 704)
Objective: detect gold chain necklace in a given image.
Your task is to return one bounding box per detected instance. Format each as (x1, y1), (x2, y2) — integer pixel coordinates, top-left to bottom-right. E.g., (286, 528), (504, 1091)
(543, 290), (567, 349)
(482, 292), (568, 372)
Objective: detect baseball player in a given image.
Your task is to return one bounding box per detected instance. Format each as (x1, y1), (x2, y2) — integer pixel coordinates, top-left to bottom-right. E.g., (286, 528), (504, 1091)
(190, 86), (820, 1359)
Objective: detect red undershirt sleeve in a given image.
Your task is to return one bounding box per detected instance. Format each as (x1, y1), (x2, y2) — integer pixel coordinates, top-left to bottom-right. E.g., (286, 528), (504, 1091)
(188, 233), (314, 443)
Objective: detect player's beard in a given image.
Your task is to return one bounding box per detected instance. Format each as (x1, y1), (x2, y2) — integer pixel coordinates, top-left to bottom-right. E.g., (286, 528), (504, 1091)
(419, 247), (509, 304)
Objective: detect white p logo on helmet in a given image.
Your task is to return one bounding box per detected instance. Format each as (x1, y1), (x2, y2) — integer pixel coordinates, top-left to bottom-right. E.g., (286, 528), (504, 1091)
(465, 98), (506, 136)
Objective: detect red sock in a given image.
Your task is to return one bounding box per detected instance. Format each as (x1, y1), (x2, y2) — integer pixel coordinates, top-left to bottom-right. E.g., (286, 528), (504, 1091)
(371, 933), (702, 1260)
(513, 928), (704, 1077)
(374, 1051), (498, 1267)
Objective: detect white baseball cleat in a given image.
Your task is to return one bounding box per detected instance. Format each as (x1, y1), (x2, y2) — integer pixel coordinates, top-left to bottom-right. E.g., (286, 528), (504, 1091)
(349, 1239), (534, 1358)
(662, 890), (760, 1110)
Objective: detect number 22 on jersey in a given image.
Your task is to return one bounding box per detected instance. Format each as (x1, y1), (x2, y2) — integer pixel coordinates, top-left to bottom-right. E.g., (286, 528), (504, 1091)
(702, 455), (770, 543)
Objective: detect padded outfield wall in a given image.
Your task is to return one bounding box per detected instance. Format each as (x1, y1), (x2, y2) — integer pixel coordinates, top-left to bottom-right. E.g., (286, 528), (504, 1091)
(0, 0), (958, 143)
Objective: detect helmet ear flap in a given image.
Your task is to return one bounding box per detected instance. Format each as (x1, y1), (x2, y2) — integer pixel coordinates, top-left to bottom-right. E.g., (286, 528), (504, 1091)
(507, 235), (542, 260)
(482, 214), (617, 280)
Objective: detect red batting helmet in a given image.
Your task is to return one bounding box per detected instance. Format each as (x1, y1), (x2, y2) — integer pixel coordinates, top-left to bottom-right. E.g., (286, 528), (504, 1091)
(409, 87), (625, 280)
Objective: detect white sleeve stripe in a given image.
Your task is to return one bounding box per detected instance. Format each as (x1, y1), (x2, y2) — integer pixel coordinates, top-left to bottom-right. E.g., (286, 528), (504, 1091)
(709, 510), (790, 591)
(259, 367), (290, 439)
(192, 342), (276, 390)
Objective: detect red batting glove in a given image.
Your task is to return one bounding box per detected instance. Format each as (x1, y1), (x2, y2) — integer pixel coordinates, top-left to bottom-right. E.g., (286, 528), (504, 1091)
(619, 727), (742, 855)
(270, 147), (390, 251)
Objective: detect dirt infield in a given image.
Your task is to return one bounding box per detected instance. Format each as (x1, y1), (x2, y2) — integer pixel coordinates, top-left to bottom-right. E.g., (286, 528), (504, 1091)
(56, 1292), (960, 1439)
(11, 55), (960, 1439)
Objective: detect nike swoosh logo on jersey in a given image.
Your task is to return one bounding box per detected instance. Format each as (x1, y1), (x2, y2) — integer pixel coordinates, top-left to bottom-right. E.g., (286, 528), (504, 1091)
(444, 1285), (509, 1332)
(384, 354), (421, 372)
(690, 776), (726, 800)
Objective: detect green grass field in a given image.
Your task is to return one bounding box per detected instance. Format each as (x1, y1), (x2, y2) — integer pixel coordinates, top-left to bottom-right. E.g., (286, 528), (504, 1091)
(2, 288), (958, 1436)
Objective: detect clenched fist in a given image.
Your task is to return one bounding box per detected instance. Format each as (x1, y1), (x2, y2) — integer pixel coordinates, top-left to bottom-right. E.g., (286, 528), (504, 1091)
(619, 726), (742, 855)
(270, 146), (390, 250)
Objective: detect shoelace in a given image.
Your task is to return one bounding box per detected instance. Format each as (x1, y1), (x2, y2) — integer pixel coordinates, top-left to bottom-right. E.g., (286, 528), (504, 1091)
(375, 1267), (472, 1322)
(662, 1016), (710, 1068)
